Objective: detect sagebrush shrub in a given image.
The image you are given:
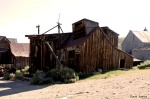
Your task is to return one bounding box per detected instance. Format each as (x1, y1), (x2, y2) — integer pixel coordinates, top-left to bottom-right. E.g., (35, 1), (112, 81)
(3, 72), (16, 80)
(3, 72), (10, 80)
(9, 73), (15, 80)
(38, 77), (53, 85)
(22, 66), (29, 74)
(137, 60), (150, 69)
(31, 67), (79, 85)
(47, 67), (79, 83)
(15, 70), (23, 80)
(30, 70), (44, 85)
(48, 68), (61, 81)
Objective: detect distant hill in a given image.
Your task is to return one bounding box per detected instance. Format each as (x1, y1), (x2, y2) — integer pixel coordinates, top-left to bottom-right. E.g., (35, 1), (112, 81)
(118, 37), (125, 49)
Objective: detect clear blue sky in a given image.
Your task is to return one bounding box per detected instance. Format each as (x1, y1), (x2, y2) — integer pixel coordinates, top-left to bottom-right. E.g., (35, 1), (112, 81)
(0, 0), (150, 43)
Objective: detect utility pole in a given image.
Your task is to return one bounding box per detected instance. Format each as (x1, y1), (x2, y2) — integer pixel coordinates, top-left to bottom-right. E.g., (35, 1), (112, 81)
(36, 25), (40, 34)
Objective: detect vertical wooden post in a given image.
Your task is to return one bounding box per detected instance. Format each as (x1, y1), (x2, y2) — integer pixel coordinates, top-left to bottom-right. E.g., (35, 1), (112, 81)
(36, 25), (40, 34)
(41, 38), (43, 70)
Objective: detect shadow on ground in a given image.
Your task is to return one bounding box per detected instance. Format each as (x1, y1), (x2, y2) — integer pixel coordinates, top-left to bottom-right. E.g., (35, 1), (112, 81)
(0, 77), (49, 97)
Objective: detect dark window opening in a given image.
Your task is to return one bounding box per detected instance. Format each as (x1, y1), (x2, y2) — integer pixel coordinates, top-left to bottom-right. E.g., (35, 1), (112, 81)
(68, 50), (75, 58)
(75, 54), (80, 72)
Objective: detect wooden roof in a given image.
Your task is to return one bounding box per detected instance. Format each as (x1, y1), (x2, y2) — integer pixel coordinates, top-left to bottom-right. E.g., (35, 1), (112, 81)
(0, 36), (10, 43)
(10, 43), (29, 57)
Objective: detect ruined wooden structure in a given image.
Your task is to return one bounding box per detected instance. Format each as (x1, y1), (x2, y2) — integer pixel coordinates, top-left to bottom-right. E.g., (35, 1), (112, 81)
(26, 19), (133, 73)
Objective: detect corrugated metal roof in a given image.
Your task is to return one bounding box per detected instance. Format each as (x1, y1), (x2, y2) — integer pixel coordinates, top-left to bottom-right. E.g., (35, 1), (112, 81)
(132, 47), (150, 51)
(131, 30), (150, 42)
(10, 43), (29, 57)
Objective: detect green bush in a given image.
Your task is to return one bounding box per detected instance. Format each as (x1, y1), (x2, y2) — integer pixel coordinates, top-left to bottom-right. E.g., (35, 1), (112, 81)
(38, 77), (53, 85)
(48, 68), (61, 81)
(137, 60), (150, 69)
(47, 67), (79, 83)
(3, 72), (16, 80)
(31, 67), (79, 85)
(9, 73), (15, 80)
(15, 70), (23, 80)
(30, 70), (53, 85)
(78, 72), (93, 79)
(22, 66), (29, 74)
(60, 67), (79, 83)
(30, 70), (44, 85)
(3, 72), (10, 80)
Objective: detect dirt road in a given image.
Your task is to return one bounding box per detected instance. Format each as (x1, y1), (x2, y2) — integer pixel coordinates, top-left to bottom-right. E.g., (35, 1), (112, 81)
(0, 71), (150, 99)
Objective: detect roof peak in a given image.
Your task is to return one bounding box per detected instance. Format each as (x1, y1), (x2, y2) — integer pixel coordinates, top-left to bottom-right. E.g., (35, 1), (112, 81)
(144, 27), (148, 31)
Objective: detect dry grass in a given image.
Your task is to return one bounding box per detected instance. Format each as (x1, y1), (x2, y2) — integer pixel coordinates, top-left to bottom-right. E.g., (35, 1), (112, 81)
(82, 67), (150, 80)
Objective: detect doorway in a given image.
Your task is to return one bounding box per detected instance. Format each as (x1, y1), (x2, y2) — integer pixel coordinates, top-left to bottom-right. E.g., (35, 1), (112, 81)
(120, 59), (125, 68)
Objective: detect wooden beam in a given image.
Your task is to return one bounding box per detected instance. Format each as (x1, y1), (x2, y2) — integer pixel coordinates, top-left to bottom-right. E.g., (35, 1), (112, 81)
(45, 41), (62, 67)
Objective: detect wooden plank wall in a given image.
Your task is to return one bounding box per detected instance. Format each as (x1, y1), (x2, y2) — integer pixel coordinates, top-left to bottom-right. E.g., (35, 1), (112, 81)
(103, 29), (118, 47)
(28, 36), (58, 72)
(29, 37), (41, 72)
(14, 57), (29, 70)
(72, 28), (133, 73)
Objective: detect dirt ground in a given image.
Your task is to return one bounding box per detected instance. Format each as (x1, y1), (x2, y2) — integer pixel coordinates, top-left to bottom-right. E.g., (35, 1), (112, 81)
(1, 71), (150, 99)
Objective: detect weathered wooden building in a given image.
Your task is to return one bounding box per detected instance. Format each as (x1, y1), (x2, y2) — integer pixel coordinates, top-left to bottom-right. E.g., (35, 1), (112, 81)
(101, 26), (119, 47)
(10, 43), (29, 69)
(122, 30), (150, 61)
(25, 33), (71, 72)
(26, 19), (133, 73)
(0, 38), (29, 76)
(0, 36), (12, 64)
(0, 36), (12, 76)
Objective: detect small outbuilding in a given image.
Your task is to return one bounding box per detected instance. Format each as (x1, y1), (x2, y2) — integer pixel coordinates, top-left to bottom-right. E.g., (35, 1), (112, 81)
(10, 43), (29, 70)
